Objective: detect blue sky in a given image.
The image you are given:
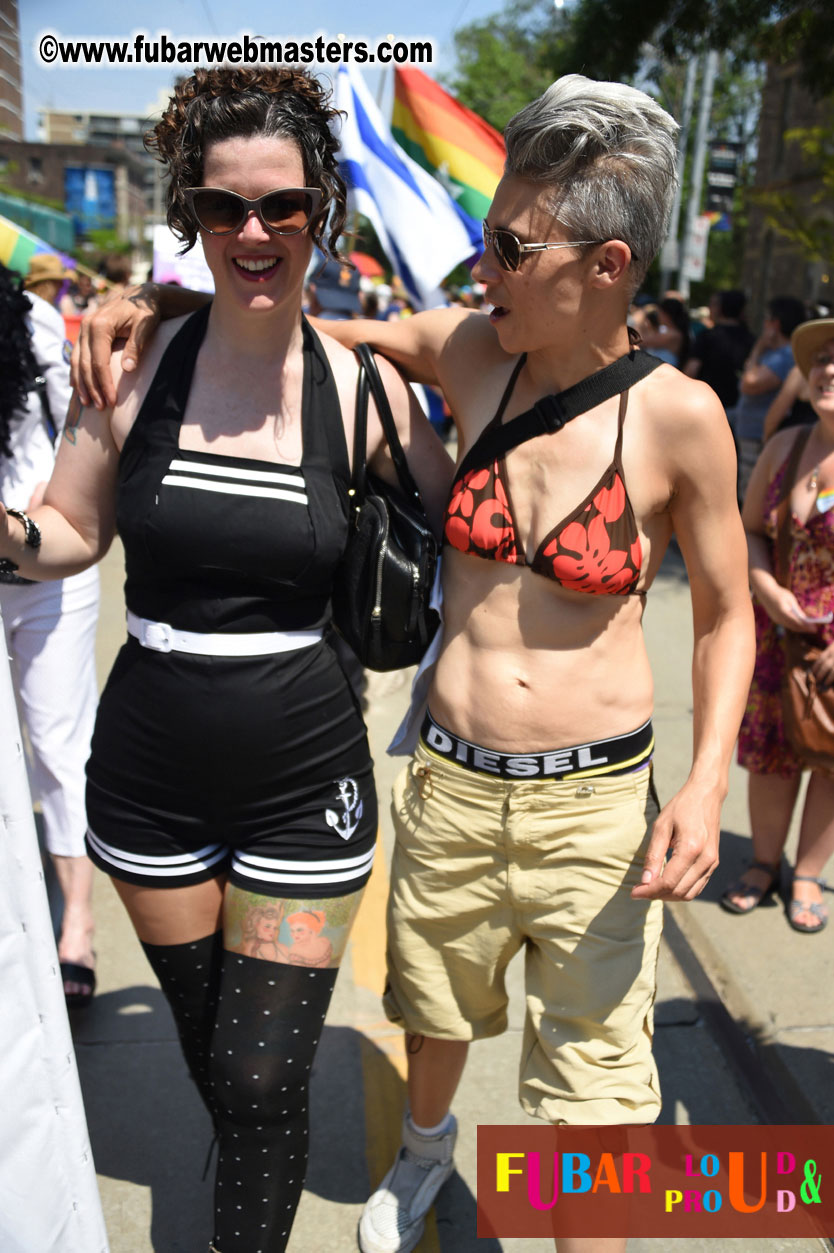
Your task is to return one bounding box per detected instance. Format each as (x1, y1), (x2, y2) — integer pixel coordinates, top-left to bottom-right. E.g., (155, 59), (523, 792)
(21, 0), (505, 138)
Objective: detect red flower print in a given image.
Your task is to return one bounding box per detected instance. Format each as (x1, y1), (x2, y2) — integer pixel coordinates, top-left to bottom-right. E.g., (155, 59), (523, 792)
(446, 485), (474, 520)
(599, 563), (638, 594)
(471, 498), (515, 552)
(446, 467), (492, 523)
(543, 514), (632, 592)
(593, 475), (626, 523)
(445, 515), (472, 551)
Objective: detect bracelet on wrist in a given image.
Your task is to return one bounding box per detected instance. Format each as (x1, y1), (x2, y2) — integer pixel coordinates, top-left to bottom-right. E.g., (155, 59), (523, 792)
(6, 507), (42, 550)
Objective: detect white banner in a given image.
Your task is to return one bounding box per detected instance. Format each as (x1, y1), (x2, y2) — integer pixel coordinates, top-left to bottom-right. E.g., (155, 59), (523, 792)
(152, 225), (214, 293)
(681, 213), (712, 282)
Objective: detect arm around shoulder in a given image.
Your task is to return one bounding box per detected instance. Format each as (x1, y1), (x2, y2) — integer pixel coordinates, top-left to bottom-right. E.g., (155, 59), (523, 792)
(310, 306), (480, 388)
(73, 281), (208, 410)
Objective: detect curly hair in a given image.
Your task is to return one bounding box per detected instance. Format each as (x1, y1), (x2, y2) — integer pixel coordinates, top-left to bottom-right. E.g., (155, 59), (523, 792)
(241, 904), (284, 942)
(146, 67), (346, 259)
(0, 263), (39, 459)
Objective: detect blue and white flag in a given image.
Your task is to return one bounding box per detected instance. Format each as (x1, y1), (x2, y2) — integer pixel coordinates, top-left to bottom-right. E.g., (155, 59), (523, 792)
(334, 65), (476, 309)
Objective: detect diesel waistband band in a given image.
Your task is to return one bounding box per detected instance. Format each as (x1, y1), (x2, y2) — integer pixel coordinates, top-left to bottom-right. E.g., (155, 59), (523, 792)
(420, 710), (654, 780)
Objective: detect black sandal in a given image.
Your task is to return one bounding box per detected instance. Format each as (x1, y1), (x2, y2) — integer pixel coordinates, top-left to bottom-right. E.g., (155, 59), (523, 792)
(788, 875), (829, 934)
(720, 860), (780, 915)
(60, 960), (97, 1010)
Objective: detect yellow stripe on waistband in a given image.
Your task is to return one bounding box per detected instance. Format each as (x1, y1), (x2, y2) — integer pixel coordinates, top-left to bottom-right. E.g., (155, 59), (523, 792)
(561, 737), (655, 780)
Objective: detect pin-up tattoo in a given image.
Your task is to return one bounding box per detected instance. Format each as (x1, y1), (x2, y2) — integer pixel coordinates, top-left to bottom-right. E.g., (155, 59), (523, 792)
(227, 886), (364, 969)
(239, 902), (288, 962)
(63, 392), (83, 445)
(285, 910), (332, 968)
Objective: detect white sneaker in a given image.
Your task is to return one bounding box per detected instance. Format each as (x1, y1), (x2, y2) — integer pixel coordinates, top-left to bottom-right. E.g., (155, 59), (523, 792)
(358, 1113), (458, 1253)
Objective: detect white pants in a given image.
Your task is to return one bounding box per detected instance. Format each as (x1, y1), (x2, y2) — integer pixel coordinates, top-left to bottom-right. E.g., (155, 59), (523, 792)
(1, 568), (99, 858)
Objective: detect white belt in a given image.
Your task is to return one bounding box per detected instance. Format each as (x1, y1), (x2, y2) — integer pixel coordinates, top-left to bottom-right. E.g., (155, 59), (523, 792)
(126, 611), (323, 657)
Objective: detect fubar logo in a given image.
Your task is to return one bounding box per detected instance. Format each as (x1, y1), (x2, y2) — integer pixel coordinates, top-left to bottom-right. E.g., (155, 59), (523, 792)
(477, 1125), (832, 1238)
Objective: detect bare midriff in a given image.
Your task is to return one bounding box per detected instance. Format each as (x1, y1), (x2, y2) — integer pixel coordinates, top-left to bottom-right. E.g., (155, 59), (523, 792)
(428, 548), (654, 753)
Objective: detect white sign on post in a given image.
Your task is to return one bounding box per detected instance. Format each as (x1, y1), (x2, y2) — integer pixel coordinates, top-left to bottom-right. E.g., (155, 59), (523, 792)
(681, 214), (712, 282)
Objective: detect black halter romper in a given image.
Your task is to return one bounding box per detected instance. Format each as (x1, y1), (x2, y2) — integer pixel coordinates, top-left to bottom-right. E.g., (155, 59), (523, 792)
(85, 306), (378, 898)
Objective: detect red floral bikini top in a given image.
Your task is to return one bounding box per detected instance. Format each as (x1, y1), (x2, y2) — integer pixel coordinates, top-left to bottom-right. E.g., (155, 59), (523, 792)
(444, 353), (653, 596)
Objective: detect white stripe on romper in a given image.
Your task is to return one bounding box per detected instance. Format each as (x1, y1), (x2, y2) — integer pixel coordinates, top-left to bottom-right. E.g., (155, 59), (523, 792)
(86, 827), (228, 877)
(233, 846), (375, 886)
(161, 458), (309, 504)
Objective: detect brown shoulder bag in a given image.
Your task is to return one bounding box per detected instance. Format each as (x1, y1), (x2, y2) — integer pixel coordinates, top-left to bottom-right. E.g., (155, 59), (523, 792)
(774, 426), (834, 774)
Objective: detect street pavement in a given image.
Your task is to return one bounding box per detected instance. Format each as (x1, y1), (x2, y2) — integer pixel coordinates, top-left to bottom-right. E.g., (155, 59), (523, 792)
(59, 538), (833, 1253)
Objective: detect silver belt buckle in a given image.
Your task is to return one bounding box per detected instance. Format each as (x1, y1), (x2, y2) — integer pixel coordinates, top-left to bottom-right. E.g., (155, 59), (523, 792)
(142, 620), (173, 653)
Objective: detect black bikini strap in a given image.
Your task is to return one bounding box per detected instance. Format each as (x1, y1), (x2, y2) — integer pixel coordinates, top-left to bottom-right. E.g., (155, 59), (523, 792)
(492, 354), (527, 426)
(456, 348), (663, 484)
(614, 388), (629, 463)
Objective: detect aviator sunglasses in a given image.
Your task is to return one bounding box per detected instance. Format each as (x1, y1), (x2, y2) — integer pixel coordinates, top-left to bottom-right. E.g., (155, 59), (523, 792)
(482, 220), (605, 272)
(185, 186), (323, 236)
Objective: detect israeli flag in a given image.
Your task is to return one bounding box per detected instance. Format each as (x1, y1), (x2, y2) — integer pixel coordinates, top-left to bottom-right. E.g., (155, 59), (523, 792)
(334, 65), (477, 309)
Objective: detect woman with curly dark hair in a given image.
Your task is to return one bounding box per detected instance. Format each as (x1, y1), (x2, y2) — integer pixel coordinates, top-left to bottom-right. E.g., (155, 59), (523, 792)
(0, 260), (100, 1008)
(0, 68), (451, 1252)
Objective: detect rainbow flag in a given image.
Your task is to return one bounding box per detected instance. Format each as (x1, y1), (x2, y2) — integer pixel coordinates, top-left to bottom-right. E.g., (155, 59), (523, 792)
(392, 68), (505, 240)
(0, 213), (73, 277)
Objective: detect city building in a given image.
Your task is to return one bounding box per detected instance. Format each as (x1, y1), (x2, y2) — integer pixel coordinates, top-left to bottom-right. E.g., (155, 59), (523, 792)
(40, 103), (166, 218)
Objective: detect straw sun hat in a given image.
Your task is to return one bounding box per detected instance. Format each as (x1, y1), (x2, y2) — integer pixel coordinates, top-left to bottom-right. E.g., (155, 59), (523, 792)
(791, 318), (834, 378)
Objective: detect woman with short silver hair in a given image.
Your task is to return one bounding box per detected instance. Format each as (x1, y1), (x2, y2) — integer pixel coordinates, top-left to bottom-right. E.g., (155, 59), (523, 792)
(74, 72), (754, 1253)
(503, 74), (679, 291)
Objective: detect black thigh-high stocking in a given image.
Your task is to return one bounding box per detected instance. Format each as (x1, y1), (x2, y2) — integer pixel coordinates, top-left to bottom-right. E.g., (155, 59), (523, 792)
(141, 931), (224, 1118)
(209, 954), (337, 1253)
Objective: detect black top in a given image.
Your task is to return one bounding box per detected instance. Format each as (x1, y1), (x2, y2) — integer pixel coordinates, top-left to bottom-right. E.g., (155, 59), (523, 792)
(116, 305), (351, 633)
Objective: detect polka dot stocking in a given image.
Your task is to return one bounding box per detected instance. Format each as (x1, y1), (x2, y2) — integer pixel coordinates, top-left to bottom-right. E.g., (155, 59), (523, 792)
(209, 953), (337, 1253)
(141, 931), (224, 1118)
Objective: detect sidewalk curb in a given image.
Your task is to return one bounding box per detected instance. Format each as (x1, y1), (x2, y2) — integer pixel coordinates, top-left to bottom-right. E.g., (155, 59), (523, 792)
(666, 901), (823, 1127)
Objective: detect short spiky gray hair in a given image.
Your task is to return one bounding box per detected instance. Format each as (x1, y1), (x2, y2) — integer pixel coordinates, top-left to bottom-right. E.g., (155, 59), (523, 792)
(504, 75), (679, 291)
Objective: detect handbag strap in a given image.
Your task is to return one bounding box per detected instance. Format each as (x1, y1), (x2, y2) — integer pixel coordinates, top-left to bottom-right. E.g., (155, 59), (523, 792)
(774, 425), (814, 587)
(29, 361), (57, 443)
(350, 343), (423, 506)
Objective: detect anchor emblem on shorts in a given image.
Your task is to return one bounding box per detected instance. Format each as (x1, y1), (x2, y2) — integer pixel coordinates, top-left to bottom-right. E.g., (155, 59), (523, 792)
(325, 777), (363, 841)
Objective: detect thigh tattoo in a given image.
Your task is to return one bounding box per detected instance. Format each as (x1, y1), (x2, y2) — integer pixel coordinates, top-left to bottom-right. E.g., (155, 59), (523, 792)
(224, 884), (364, 968)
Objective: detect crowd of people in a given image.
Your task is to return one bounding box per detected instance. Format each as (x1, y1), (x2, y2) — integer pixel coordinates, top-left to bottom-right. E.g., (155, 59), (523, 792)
(1, 62), (832, 1253)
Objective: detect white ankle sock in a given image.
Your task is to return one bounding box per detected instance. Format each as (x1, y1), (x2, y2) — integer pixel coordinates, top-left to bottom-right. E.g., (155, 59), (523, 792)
(408, 1112), (453, 1138)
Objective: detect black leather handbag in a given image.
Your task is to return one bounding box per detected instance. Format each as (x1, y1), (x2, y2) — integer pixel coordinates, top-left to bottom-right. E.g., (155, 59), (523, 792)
(331, 343), (439, 672)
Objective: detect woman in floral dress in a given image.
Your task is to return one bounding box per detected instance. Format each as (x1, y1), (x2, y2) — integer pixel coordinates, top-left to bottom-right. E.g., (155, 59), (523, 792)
(724, 317), (834, 932)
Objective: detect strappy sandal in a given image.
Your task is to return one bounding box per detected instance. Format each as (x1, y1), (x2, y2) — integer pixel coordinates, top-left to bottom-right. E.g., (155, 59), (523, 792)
(719, 860), (780, 915)
(788, 875), (829, 934)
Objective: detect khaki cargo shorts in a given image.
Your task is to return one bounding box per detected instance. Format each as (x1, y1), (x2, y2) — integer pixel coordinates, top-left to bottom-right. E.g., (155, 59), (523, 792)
(383, 739), (664, 1124)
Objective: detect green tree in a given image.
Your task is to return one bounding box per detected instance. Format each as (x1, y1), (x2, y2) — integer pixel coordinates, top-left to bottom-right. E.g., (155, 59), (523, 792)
(446, 0), (567, 131)
(555, 0), (833, 98)
(751, 112), (834, 260)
